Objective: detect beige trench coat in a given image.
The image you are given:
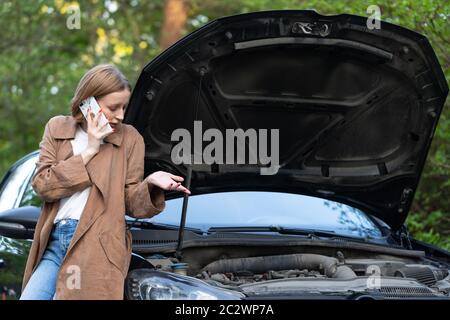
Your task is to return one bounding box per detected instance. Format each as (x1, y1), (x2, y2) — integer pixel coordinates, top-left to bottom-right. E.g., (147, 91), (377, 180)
(22, 115), (165, 299)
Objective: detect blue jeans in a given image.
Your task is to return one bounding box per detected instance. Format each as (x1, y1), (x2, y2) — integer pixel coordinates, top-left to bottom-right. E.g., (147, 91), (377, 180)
(20, 219), (79, 300)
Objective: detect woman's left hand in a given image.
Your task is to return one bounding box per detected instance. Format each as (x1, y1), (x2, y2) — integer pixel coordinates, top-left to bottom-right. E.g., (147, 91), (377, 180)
(145, 171), (191, 194)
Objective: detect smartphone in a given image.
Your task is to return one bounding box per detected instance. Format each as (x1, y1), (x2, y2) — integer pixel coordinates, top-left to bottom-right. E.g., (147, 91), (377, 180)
(79, 96), (113, 135)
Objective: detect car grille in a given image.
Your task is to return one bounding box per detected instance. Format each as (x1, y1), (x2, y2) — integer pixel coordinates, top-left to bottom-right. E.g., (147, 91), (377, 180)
(378, 286), (436, 298)
(132, 239), (177, 245)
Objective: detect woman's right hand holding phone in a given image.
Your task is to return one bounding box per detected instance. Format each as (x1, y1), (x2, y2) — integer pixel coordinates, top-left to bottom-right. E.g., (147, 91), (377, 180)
(81, 107), (112, 164)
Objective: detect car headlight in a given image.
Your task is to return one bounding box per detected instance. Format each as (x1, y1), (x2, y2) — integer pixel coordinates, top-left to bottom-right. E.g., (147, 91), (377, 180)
(126, 269), (245, 300)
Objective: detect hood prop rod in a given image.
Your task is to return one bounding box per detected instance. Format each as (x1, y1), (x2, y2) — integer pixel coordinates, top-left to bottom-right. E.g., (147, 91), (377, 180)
(175, 163), (192, 260)
(175, 68), (205, 260)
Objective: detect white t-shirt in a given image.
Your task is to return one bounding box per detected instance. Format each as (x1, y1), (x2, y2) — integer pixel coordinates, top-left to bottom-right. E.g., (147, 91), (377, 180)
(53, 126), (103, 224)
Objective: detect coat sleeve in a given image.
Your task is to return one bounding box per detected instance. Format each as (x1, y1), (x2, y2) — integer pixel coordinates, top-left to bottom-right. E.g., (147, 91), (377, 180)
(31, 119), (92, 203)
(125, 134), (165, 218)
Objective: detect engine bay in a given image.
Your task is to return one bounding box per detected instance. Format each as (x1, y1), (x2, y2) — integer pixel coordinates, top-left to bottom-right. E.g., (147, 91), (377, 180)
(142, 246), (450, 299)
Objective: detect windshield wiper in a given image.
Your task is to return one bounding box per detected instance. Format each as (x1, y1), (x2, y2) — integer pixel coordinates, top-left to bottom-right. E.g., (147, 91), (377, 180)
(207, 225), (372, 242)
(126, 219), (203, 234)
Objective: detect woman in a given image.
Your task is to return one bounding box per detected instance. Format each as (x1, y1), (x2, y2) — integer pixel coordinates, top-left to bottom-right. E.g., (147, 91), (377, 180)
(20, 64), (190, 300)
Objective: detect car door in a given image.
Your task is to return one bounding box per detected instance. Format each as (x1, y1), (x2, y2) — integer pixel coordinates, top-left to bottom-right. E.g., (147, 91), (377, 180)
(0, 152), (40, 300)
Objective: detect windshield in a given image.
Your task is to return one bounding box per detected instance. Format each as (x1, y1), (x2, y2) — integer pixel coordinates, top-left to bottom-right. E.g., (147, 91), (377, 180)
(145, 191), (383, 239)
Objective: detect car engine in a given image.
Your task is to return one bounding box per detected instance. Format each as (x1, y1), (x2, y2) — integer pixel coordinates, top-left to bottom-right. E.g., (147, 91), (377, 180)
(147, 251), (450, 299)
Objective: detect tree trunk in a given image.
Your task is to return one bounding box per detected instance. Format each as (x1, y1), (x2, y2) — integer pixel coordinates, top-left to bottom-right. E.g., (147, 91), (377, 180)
(159, 0), (188, 50)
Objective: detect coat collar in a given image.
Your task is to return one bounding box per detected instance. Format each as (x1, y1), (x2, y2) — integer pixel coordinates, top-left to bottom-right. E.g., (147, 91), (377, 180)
(52, 115), (123, 147)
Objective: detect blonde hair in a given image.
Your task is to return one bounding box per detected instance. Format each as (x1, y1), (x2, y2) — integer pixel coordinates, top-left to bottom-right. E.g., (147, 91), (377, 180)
(71, 64), (131, 123)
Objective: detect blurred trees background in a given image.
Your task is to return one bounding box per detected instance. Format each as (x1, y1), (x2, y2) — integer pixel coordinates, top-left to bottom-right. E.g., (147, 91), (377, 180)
(0, 0), (448, 251)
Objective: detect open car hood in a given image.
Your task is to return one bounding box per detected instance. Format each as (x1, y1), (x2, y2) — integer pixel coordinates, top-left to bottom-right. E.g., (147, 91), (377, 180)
(125, 10), (448, 231)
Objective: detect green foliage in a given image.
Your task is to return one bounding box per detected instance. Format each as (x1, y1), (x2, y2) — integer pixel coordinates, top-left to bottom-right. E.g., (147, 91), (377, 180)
(408, 211), (450, 250)
(0, 0), (448, 249)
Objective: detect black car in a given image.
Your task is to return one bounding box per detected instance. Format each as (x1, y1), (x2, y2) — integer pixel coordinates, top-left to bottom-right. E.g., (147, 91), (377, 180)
(0, 10), (449, 300)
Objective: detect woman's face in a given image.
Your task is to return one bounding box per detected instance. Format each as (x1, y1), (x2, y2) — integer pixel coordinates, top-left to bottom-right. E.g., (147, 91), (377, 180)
(96, 89), (131, 130)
